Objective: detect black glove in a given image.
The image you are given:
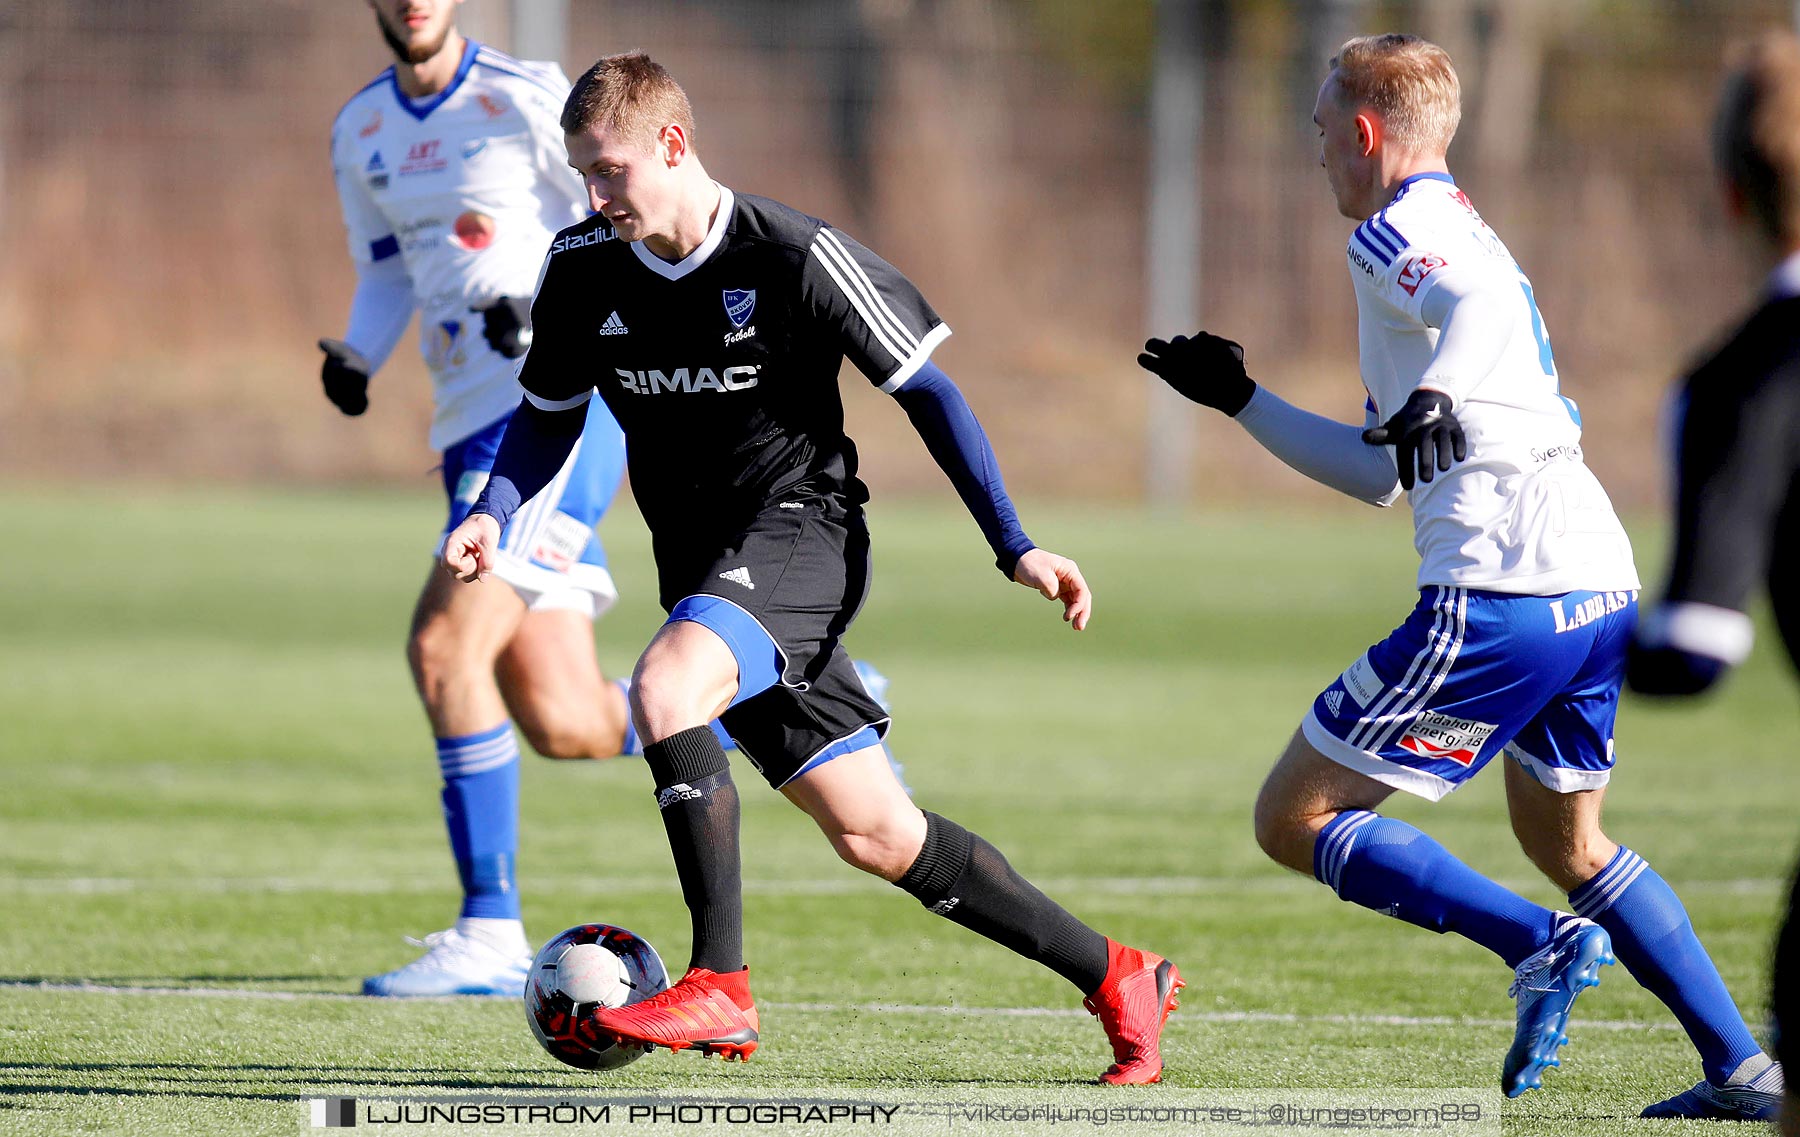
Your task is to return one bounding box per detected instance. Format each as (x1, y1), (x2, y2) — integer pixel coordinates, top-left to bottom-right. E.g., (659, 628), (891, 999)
(1625, 639), (1727, 697)
(1136, 332), (1257, 416)
(477, 295), (534, 359)
(1362, 388), (1466, 490)
(317, 338), (371, 416)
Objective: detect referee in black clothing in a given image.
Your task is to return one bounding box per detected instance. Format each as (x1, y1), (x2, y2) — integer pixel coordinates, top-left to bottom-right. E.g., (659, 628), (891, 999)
(1628, 29), (1800, 1135)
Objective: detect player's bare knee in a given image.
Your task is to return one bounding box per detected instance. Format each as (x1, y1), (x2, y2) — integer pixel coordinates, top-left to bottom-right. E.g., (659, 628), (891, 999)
(829, 827), (916, 880)
(516, 712), (600, 761)
(1518, 830), (1614, 892)
(1252, 784), (1307, 869)
(626, 663), (686, 736)
(407, 618), (482, 697)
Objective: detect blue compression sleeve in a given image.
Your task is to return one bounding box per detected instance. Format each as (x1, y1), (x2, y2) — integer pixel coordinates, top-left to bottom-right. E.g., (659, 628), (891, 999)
(891, 362), (1035, 576)
(469, 399), (587, 530)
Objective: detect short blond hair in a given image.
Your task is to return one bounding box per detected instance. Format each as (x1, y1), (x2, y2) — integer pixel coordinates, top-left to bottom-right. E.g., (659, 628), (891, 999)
(1328, 34), (1461, 152)
(1715, 30), (1800, 243)
(561, 51), (696, 150)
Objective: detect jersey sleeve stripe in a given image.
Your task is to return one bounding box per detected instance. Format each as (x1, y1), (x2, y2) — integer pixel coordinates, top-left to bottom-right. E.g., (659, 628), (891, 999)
(878, 323), (953, 393)
(813, 228), (922, 356)
(809, 241), (911, 365)
(1372, 215), (1410, 250)
(523, 387), (594, 413)
(1359, 221), (1401, 258)
(473, 50), (569, 102)
(1352, 227), (1394, 266)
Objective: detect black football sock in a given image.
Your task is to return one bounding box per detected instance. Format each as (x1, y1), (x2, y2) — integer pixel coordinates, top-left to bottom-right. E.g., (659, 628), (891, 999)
(896, 810), (1109, 995)
(642, 726), (743, 974)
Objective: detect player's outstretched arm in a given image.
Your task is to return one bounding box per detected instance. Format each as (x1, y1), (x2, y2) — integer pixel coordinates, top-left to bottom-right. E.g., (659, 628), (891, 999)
(890, 362), (1038, 570)
(442, 512), (501, 583)
(1139, 331), (1402, 505)
(442, 398), (589, 585)
(1012, 548), (1092, 631)
(1137, 332), (1256, 414)
(890, 366), (1090, 630)
(322, 143), (416, 415)
(317, 265), (415, 417)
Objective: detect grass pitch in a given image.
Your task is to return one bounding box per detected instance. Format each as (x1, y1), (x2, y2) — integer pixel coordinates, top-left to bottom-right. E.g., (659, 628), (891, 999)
(2, 487), (1795, 1135)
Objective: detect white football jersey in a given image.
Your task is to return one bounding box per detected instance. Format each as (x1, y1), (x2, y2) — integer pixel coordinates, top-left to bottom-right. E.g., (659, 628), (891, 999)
(330, 41), (587, 449)
(1346, 173), (1640, 595)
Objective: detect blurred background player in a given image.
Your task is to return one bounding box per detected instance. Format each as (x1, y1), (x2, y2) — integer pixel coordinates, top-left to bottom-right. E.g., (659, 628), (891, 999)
(324, 0), (634, 997)
(1628, 29), (1800, 1131)
(442, 52), (1183, 1083)
(1140, 33), (1781, 1116)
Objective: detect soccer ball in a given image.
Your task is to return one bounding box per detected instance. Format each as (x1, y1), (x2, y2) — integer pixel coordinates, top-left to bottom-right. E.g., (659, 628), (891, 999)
(524, 923), (670, 1070)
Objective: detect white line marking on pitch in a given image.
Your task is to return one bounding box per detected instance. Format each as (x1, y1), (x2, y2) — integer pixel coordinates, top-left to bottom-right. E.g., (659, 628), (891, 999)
(0, 981), (1681, 1032)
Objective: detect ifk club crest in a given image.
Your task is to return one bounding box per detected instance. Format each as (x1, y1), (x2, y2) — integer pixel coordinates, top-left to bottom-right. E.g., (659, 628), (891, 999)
(723, 288), (756, 328)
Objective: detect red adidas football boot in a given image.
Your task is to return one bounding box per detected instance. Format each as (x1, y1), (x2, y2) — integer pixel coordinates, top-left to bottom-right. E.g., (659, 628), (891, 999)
(1083, 939), (1184, 1085)
(590, 966), (760, 1061)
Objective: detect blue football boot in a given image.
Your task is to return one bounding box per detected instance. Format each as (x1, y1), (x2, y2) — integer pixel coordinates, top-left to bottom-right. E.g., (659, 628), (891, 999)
(1502, 914), (1614, 1097)
(1641, 1053), (1784, 1121)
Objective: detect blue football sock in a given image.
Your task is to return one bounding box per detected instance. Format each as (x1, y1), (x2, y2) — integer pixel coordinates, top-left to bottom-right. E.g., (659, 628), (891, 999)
(436, 723), (521, 921)
(1315, 810), (1556, 968)
(613, 679), (732, 754)
(1570, 846), (1763, 1084)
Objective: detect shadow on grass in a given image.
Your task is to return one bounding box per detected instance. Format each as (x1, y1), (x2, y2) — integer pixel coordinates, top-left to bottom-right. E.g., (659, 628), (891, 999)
(0, 974), (379, 994)
(0, 1083), (304, 1103)
(0, 1061), (1100, 1093)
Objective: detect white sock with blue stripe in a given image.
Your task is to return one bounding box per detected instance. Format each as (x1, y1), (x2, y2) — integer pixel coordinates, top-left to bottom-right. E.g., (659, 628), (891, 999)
(436, 723), (521, 922)
(1569, 846), (1765, 1084)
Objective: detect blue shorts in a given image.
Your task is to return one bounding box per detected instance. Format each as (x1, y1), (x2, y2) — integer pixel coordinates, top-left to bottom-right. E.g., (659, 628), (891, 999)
(439, 401), (627, 617)
(1302, 586), (1638, 801)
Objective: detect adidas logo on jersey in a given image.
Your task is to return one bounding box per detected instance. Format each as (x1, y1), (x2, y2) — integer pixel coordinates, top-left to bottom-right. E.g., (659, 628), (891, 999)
(718, 567), (754, 590)
(1324, 689), (1344, 718)
(929, 897), (960, 916)
(597, 311), (628, 336)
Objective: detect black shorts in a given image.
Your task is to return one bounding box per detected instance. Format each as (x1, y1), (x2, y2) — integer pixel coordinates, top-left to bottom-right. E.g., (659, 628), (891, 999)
(655, 496), (889, 788)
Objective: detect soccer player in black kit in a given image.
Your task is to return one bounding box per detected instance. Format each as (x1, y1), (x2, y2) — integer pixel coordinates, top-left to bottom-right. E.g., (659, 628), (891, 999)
(440, 52), (1183, 1083)
(1628, 30), (1800, 1130)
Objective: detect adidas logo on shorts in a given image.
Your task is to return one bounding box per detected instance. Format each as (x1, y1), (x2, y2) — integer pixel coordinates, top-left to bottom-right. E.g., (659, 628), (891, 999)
(718, 567), (754, 590)
(597, 311), (629, 336)
(1325, 689), (1344, 717)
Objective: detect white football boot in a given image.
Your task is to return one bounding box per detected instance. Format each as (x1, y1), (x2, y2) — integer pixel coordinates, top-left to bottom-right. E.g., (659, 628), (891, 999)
(362, 918), (531, 998)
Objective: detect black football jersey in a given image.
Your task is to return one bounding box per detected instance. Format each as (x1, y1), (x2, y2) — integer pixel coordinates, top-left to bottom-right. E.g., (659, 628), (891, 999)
(517, 185), (950, 539)
(1663, 293), (1800, 669)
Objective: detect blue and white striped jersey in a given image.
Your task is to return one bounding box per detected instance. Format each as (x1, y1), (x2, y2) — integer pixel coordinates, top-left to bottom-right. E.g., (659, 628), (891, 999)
(1347, 173), (1639, 595)
(329, 41), (588, 449)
